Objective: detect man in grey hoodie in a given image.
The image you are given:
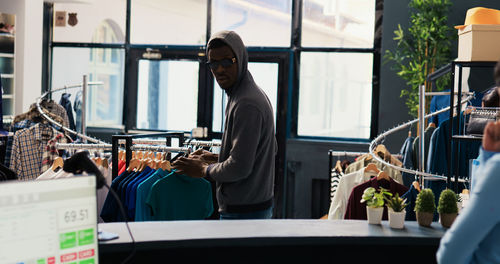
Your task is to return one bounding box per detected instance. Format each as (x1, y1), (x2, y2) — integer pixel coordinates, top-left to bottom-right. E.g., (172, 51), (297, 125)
(172, 31), (277, 220)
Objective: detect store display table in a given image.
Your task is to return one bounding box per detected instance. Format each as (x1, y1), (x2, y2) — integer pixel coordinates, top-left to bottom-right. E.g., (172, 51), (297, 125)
(99, 219), (446, 263)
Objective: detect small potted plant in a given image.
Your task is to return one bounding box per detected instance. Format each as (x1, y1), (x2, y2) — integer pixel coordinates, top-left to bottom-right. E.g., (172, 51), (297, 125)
(385, 193), (408, 229)
(361, 187), (392, 225)
(414, 188), (435, 227)
(438, 189), (458, 228)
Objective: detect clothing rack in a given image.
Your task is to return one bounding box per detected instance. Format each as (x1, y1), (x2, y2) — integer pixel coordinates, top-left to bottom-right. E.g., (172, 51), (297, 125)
(369, 92), (475, 187)
(118, 138), (222, 147)
(328, 150), (403, 182)
(111, 132), (187, 179)
(36, 75), (105, 144)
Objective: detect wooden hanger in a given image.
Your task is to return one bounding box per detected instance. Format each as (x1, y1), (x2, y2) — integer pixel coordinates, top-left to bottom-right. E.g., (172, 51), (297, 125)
(102, 158), (109, 169)
(377, 171), (390, 181)
(334, 160), (343, 173)
(127, 156), (141, 172)
(412, 181), (421, 192)
(364, 163), (380, 174)
(52, 157), (64, 172)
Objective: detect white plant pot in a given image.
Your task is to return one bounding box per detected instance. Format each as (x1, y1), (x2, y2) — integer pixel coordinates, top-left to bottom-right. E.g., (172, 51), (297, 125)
(366, 207), (383, 225)
(457, 202), (462, 214)
(388, 209), (406, 229)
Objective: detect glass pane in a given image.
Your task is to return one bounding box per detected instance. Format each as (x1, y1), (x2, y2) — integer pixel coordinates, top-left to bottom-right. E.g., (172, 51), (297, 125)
(51, 47), (125, 128)
(213, 62), (278, 132)
(302, 0), (375, 48)
(53, 1), (126, 43)
(212, 0), (292, 47)
(298, 52), (373, 138)
(131, 0), (207, 45)
(136, 60), (199, 131)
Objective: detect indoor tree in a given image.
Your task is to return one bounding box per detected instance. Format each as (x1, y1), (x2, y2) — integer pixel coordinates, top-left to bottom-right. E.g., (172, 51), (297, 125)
(385, 0), (454, 117)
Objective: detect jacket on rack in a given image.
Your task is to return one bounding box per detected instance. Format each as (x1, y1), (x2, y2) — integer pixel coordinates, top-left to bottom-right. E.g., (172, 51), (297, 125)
(59, 93), (76, 131)
(205, 31), (277, 213)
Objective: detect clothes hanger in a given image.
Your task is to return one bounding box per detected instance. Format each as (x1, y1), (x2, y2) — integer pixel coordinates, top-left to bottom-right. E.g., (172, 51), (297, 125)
(412, 180), (421, 192)
(364, 163), (380, 174)
(334, 160), (343, 173)
(52, 156), (64, 172)
(377, 171), (390, 181)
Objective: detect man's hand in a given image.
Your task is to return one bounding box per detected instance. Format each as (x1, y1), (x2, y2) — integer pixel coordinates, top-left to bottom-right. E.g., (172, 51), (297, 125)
(483, 121), (500, 152)
(172, 156), (209, 178)
(189, 149), (219, 164)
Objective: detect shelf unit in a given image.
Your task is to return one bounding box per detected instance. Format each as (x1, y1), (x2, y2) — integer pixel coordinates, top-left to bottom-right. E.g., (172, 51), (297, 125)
(448, 61), (496, 192)
(0, 13), (15, 120)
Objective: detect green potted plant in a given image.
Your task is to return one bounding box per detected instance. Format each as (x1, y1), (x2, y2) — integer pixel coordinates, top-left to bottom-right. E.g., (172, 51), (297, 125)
(414, 188), (435, 227)
(361, 187), (392, 225)
(385, 193), (408, 229)
(438, 189), (458, 228)
(384, 0), (453, 118)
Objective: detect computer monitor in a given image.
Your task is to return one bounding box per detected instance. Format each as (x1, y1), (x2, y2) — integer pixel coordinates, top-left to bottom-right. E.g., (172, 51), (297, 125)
(0, 176), (99, 264)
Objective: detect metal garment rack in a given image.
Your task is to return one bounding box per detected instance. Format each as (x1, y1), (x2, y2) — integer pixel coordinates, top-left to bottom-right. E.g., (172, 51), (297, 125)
(111, 132), (187, 179)
(447, 61), (497, 192)
(328, 150), (402, 180)
(36, 75), (105, 144)
(418, 84), (475, 183)
(369, 93), (475, 187)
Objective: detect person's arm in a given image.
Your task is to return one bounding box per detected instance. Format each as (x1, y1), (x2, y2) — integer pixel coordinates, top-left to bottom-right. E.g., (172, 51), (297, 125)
(208, 103), (263, 183)
(436, 149), (500, 263)
(437, 121), (500, 263)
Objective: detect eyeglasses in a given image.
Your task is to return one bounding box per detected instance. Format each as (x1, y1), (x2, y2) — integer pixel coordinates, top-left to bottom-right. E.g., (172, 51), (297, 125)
(206, 57), (236, 70)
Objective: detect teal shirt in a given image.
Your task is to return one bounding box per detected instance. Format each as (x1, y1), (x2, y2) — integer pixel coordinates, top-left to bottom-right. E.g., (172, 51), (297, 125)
(437, 148), (500, 263)
(135, 169), (169, 221)
(146, 172), (214, 221)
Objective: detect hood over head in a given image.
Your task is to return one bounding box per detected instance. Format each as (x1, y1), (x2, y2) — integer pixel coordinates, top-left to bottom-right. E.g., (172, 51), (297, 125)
(207, 31), (248, 94)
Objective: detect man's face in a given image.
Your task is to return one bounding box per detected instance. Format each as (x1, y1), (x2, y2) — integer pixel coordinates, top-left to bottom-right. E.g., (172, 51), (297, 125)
(208, 45), (238, 90)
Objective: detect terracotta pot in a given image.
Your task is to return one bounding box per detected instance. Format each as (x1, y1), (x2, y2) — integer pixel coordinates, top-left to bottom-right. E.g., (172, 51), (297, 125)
(388, 209), (406, 229)
(366, 207), (383, 225)
(416, 211), (434, 227)
(440, 213), (458, 228)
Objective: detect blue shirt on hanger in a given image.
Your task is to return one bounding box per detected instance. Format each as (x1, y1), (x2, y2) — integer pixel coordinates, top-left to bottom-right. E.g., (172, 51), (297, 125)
(126, 168), (156, 220)
(135, 169), (170, 221)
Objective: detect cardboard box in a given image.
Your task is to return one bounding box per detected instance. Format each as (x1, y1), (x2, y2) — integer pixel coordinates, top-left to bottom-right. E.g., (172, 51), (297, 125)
(457, 24), (500, 61)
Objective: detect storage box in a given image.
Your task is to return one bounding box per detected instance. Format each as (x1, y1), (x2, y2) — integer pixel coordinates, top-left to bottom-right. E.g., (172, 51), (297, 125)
(457, 24), (500, 61)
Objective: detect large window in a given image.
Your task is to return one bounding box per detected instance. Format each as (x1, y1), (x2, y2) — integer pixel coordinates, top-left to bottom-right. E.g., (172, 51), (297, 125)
(212, 0), (292, 47)
(213, 62), (279, 132)
(298, 52), (373, 138)
(51, 47), (125, 128)
(296, 0), (377, 139)
(131, 0), (207, 45)
(136, 60), (199, 131)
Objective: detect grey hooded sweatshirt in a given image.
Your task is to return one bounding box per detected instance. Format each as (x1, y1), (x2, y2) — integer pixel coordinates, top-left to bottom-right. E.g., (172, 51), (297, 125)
(207, 31), (277, 213)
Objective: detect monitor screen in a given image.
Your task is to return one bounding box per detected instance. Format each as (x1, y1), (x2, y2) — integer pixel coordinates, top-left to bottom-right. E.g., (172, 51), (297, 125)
(0, 176), (99, 264)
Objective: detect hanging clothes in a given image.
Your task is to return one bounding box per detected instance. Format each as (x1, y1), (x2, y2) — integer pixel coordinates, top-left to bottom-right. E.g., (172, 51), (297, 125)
(410, 126), (436, 174)
(344, 155), (403, 185)
(327, 169), (379, 219)
(145, 171), (213, 221)
(135, 169), (169, 221)
(59, 93), (76, 131)
(401, 184), (419, 221)
(344, 177), (408, 220)
(399, 135), (415, 188)
(74, 91), (82, 133)
(9, 123), (66, 180)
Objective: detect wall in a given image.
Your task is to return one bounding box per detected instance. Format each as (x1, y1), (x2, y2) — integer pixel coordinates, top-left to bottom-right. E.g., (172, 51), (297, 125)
(286, 0), (500, 219)
(0, 0), (44, 115)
